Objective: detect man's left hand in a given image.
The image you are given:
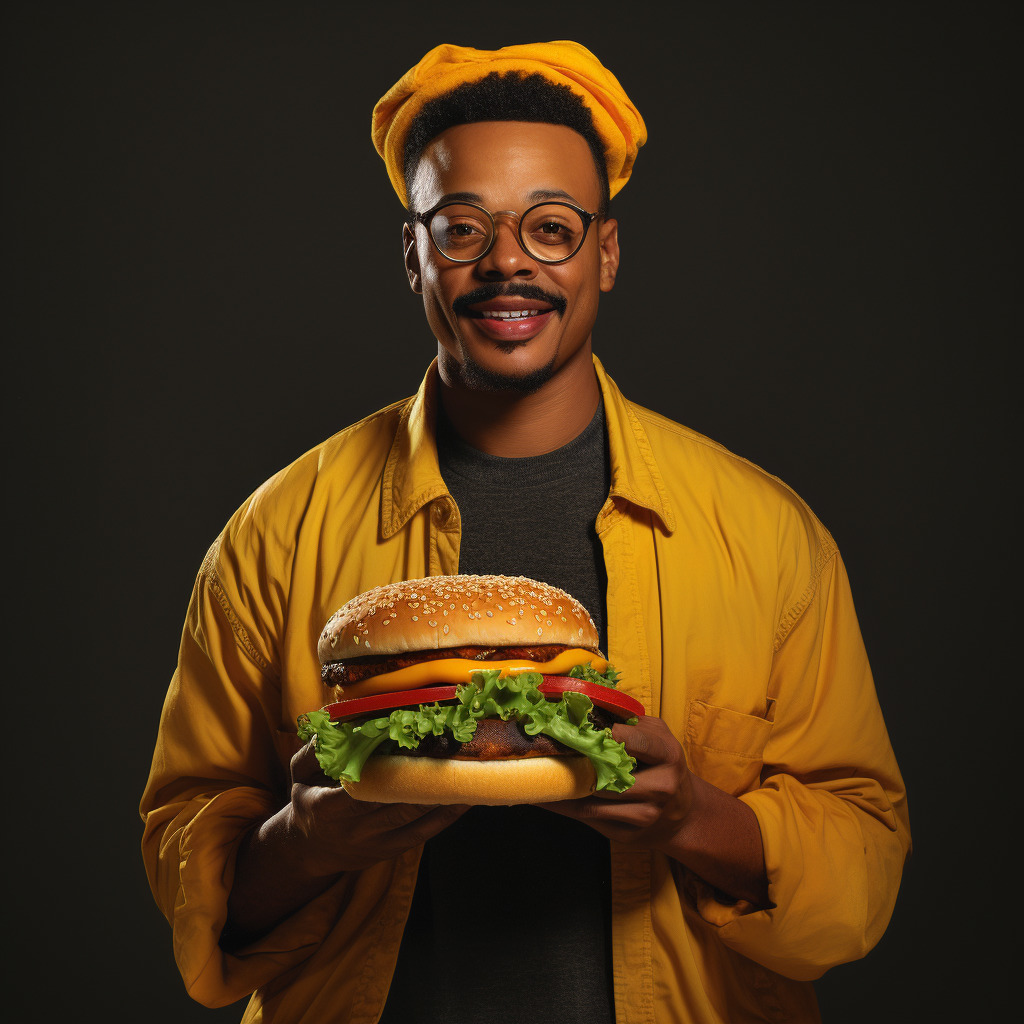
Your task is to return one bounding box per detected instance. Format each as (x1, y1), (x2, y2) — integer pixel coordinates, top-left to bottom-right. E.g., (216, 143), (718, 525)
(539, 715), (694, 850)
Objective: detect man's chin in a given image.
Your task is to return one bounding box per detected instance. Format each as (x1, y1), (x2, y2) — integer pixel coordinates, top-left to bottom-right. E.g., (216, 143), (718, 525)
(443, 342), (559, 394)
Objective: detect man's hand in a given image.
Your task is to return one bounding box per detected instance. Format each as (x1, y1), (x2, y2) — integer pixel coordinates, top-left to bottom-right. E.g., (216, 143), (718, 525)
(540, 714), (770, 909)
(223, 740), (468, 947)
(539, 715), (693, 848)
(286, 739), (469, 876)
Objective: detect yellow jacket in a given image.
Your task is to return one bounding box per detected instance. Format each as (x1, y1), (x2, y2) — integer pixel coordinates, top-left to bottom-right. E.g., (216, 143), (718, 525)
(141, 354), (910, 1024)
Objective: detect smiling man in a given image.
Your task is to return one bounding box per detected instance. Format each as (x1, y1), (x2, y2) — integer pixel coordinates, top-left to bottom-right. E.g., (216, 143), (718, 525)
(141, 42), (910, 1024)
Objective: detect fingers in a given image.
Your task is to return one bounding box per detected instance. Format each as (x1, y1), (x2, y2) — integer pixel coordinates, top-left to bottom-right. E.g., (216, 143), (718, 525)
(540, 795), (655, 830)
(290, 739), (335, 787)
(363, 802), (470, 858)
(611, 717), (677, 765)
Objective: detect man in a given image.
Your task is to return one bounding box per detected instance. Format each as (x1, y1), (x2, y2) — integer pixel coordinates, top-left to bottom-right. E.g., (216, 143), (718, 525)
(141, 41), (910, 1023)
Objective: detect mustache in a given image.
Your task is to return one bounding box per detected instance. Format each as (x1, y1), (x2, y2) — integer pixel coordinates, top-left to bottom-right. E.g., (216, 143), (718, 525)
(451, 283), (567, 319)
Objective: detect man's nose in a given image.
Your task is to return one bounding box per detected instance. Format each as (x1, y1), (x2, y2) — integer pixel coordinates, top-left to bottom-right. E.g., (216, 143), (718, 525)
(475, 216), (537, 279)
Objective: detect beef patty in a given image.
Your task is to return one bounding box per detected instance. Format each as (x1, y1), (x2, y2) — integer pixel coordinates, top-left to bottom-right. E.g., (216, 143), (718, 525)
(391, 706), (619, 760)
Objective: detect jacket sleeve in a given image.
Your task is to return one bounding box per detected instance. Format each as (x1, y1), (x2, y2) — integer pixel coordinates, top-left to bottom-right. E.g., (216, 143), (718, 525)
(139, 535), (339, 1008)
(695, 547), (911, 980)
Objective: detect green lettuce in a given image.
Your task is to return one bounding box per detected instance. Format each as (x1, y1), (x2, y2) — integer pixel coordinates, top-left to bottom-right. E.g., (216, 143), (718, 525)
(297, 668), (636, 793)
(567, 661), (621, 688)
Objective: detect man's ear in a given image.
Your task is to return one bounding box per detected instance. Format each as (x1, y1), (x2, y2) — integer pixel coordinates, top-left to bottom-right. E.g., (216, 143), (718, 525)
(598, 217), (620, 293)
(403, 222), (422, 294)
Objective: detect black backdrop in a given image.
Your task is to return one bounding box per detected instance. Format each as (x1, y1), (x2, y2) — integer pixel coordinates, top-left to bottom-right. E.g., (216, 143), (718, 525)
(11, 5), (1011, 1022)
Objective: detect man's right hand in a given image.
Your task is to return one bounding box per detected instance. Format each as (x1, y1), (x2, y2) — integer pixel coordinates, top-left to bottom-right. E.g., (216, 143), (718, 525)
(223, 739), (468, 948)
(286, 738), (469, 875)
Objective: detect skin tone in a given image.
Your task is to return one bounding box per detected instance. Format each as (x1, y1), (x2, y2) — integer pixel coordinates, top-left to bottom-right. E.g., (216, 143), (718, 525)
(224, 121), (768, 948)
(403, 121), (615, 456)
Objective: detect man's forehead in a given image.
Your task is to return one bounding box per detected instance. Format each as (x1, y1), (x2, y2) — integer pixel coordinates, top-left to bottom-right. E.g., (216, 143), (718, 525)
(409, 121), (601, 211)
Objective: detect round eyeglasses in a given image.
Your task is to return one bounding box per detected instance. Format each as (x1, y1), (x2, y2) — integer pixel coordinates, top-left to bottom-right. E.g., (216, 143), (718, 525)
(414, 201), (599, 265)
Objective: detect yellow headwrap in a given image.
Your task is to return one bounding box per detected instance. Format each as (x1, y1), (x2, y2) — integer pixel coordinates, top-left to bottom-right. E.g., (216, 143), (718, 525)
(372, 41), (647, 208)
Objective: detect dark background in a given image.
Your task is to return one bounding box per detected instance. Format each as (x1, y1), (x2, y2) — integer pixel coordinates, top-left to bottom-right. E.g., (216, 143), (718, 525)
(11, 4), (1011, 1022)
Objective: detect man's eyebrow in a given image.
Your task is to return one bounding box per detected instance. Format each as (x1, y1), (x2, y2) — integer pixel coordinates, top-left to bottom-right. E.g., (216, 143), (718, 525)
(527, 188), (581, 204)
(434, 191), (486, 206)
(430, 189), (584, 208)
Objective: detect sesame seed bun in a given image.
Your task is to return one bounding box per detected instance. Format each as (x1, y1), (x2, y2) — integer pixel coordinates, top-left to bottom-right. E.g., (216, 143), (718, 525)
(318, 575), (600, 664)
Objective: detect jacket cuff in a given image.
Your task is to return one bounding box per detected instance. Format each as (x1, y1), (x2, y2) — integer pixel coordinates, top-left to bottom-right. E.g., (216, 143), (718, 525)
(173, 788), (329, 1007)
(696, 779), (874, 981)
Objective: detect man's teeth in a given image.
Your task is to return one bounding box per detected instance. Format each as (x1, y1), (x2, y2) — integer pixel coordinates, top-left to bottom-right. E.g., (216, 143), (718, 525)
(479, 309), (544, 319)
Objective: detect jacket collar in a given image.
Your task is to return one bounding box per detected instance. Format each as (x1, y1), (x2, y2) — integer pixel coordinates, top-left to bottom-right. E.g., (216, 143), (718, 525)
(380, 353), (675, 539)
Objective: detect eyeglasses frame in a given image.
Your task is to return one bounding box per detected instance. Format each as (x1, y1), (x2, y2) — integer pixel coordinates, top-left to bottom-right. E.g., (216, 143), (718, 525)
(413, 200), (600, 266)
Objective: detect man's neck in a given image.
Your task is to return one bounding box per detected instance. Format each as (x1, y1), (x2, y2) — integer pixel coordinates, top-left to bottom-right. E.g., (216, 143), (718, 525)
(437, 339), (601, 457)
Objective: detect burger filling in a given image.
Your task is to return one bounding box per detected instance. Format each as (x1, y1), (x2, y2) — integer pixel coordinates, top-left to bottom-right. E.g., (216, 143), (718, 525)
(322, 643), (571, 688)
(298, 663), (637, 793)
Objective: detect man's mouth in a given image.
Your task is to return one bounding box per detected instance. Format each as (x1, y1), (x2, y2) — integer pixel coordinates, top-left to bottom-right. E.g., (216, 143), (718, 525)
(475, 309), (547, 320)
(458, 293), (560, 343)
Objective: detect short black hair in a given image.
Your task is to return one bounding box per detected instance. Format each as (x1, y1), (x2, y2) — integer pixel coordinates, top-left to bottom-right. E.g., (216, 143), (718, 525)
(403, 72), (610, 216)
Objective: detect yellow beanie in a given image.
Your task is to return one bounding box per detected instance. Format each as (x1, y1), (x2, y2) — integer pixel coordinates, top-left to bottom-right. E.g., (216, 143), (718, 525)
(372, 41), (647, 208)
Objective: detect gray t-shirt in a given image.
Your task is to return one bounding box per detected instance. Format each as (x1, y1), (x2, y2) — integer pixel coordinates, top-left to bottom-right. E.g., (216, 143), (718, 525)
(379, 398), (615, 1024)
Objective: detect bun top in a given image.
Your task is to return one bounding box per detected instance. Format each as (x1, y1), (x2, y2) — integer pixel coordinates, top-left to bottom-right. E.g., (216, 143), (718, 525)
(318, 575), (599, 664)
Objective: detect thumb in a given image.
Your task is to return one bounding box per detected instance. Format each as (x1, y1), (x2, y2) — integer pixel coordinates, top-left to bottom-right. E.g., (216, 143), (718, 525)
(289, 738), (334, 788)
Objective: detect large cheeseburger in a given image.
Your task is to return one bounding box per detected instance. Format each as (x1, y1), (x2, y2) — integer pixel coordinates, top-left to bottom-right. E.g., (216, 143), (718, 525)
(297, 574), (643, 805)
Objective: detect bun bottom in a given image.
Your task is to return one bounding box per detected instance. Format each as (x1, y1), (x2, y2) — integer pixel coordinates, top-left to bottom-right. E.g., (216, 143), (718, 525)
(342, 754), (597, 805)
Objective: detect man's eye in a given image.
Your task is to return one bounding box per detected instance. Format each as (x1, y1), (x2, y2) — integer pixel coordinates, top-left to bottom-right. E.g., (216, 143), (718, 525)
(539, 222), (566, 235)
(441, 222), (489, 247)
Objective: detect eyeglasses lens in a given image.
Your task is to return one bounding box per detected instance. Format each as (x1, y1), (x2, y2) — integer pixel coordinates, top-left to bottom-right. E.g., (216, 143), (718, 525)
(430, 205), (493, 261)
(430, 204), (587, 262)
(520, 205), (586, 261)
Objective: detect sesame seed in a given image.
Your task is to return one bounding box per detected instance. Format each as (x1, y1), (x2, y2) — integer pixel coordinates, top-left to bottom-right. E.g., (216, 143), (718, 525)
(429, 620), (437, 627)
(487, 611), (493, 617)
(537, 627), (543, 636)
(412, 615), (418, 621)
(443, 624), (450, 634)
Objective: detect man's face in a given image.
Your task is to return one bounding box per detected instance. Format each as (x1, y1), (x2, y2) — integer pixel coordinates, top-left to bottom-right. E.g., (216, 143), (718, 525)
(403, 121), (619, 393)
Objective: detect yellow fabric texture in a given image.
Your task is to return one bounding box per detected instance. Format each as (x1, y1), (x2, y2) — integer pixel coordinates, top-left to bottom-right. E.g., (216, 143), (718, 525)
(372, 41), (647, 207)
(140, 355), (910, 1024)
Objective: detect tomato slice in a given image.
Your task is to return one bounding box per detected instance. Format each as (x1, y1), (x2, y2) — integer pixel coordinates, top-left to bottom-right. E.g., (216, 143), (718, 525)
(538, 676), (645, 720)
(323, 686), (459, 723)
(322, 676), (645, 724)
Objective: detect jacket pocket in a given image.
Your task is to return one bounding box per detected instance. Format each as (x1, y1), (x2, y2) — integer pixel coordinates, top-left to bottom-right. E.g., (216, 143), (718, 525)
(684, 700), (775, 797)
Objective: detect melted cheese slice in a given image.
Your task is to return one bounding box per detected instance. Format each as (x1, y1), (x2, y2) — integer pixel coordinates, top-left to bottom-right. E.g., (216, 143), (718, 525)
(339, 648), (608, 698)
